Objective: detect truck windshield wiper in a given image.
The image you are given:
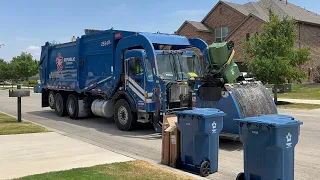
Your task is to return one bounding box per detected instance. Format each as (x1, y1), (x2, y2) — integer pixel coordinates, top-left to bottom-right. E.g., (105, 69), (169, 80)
(168, 53), (177, 80)
(176, 54), (188, 80)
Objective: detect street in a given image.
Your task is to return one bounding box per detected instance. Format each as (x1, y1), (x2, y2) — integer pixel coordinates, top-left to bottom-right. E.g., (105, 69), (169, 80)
(0, 90), (319, 180)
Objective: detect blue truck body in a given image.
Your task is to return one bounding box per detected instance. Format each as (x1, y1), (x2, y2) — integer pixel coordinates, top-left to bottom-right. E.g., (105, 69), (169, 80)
(39, 29), (208, 131)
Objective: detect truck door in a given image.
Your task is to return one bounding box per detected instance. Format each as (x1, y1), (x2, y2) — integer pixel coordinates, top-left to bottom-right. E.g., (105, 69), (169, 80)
(125, 54), (155, 112)
(126, 57), (146, 103)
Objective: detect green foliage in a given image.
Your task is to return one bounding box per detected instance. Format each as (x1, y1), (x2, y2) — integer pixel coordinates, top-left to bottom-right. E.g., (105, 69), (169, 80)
(0, 59), (18, 81)
(0, 59), (6, 80)
(29, 80), (38, 85)
(244, 10), (311, 102)
(11, 52), (39, 81)
(21, 80), (38, 87)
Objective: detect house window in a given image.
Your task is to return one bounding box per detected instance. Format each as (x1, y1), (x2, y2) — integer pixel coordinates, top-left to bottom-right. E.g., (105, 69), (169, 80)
(215, 27), (228, 42)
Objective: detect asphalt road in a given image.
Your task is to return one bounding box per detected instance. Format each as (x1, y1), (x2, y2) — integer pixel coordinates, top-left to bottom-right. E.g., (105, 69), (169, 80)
(0, 90), (319, 180)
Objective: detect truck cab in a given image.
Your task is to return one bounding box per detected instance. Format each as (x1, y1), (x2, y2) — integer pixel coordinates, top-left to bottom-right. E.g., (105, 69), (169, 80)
(120, 49), (202, 131)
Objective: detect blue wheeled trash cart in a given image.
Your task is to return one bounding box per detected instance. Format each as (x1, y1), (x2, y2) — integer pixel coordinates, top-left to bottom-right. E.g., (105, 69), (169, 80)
(234, 114), (303, 180)
(176, 108), (225, 177)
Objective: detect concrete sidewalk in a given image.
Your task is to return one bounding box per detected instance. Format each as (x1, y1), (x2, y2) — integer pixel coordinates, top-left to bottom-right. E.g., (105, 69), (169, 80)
(278, 98), (320, 105)
(0, 132), (133, 179)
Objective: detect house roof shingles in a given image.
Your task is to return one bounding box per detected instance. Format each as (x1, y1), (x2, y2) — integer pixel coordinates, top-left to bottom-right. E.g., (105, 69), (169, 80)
(221, 0), (320, 25)
(186, 20), (211, 32)
(176, 20), (211, 33)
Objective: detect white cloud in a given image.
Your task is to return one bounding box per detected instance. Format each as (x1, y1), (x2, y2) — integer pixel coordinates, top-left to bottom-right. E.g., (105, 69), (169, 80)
(26, 45), (41, 60)
(26, 45), (40, 51)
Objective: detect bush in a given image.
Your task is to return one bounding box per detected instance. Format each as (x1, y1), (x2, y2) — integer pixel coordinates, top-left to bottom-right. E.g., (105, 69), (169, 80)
(21, 80), (38, 86)
(28, 80), (38, 85)
(21, 81), (29, 87)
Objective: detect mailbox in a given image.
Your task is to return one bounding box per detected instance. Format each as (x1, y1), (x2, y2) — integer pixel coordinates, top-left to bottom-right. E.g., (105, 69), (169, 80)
(9, 90), (30, 97)
(8, 87), (30, 122)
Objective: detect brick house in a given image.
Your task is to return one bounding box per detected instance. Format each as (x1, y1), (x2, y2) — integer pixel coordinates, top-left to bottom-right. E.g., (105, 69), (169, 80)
(175, 0), (320, 81)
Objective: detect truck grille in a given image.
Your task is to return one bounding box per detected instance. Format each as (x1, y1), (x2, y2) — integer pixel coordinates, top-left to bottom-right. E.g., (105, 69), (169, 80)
(169, 85), (189, 102)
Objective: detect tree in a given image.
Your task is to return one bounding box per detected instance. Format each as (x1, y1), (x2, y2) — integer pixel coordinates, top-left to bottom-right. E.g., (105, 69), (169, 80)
(0, 59), (6, 85)
(11, 52), (39, 82)
(0, 59), (18, 87)
(244, 10), (310, 103)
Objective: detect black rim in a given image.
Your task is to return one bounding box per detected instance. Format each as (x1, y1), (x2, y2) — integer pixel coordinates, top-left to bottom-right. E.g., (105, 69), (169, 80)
(201, 161), (210, 176)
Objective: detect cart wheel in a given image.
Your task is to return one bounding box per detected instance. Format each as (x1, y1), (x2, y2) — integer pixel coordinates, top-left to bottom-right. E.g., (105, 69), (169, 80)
(200, 160), (210, 177)
(236, 172), (245, 180)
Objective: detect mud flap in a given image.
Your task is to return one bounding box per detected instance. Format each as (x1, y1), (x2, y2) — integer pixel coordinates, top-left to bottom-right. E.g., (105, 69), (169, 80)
(153, 111), (162, 133)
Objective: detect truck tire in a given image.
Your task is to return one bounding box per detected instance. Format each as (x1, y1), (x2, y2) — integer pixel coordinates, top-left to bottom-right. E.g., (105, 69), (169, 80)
(114, 99), (137, 131)
(48, 91), (55, 109)
(55, 93), (67, 117)
(66, 94), (79, 119)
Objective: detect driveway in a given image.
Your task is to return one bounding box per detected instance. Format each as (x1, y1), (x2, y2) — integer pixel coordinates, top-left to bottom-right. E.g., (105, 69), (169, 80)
(0, 132), (133, 179)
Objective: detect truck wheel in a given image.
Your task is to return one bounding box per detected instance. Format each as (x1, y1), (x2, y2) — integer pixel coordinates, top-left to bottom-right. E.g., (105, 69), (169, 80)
(114, 99), (137, 131)
(200, 160), (210, 177)
(55, 93), (67, 117)
(48, 91), (55, 109)
(67, 94), (78, 119)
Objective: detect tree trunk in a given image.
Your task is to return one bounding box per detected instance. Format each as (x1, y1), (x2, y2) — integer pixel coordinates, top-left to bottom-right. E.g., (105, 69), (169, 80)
(274, 84), (278, 104)
(26, 77), (29, 89)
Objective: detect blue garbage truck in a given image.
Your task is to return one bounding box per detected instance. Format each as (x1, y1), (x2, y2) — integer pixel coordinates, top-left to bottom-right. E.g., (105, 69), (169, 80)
(39, 29), (207, 131)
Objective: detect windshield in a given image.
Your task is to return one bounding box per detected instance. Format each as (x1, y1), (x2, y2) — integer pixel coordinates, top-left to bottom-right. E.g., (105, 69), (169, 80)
(155, 53), (201, 80)
(175, 54), (202, 79)
(155, 54), (176, 80)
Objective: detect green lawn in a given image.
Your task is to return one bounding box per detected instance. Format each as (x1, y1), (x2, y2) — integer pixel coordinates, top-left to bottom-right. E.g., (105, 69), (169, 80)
(277, 103), (320, 110)
(276, 84), (320, 100)
(0, 113), (49, 135)
(15, 160), (195, 180)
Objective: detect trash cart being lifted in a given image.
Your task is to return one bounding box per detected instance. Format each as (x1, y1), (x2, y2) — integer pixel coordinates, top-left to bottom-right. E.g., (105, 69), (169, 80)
(176, 108), (225, 177)
(234, 114), (303, 180)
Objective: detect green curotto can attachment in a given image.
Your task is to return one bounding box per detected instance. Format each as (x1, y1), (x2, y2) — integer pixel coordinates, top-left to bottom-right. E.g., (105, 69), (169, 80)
(206, 41), (241, 83)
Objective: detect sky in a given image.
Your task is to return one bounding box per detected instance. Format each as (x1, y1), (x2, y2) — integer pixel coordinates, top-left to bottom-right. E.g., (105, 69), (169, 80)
(0, 0), (318, 61)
